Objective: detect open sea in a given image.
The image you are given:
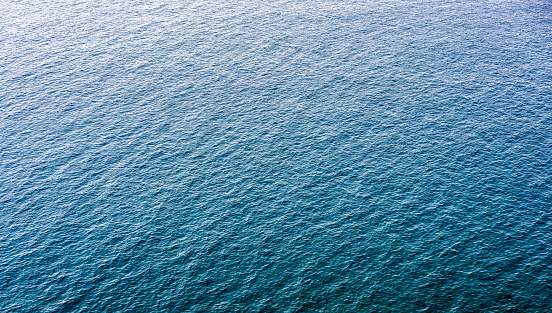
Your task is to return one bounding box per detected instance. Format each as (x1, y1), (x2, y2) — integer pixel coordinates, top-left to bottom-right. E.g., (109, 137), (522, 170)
(1, 0), (552, 312)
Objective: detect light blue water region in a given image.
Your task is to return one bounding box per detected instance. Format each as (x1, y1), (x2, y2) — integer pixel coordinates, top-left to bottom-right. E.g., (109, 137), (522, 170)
(1, 0), (552, 312)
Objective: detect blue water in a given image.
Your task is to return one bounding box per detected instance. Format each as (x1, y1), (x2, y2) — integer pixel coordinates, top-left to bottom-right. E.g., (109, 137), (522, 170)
(1, 0), (552, 311)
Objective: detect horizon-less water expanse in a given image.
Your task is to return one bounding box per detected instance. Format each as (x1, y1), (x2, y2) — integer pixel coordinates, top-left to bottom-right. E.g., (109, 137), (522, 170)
(1, 0), (552, 311)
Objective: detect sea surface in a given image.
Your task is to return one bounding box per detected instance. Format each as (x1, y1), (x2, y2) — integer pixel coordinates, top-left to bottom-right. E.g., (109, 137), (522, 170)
(1, 0), (552, 312)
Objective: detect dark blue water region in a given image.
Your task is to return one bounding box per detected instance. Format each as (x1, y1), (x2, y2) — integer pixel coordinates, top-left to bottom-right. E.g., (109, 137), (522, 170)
(1, 0), (552, 311)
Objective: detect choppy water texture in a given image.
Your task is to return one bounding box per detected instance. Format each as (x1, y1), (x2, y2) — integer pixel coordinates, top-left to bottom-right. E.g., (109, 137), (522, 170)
(2, 0), (552, 312)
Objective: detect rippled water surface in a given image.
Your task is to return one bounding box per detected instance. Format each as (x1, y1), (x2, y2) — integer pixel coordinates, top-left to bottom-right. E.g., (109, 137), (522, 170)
(2, 0), (552, 311)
